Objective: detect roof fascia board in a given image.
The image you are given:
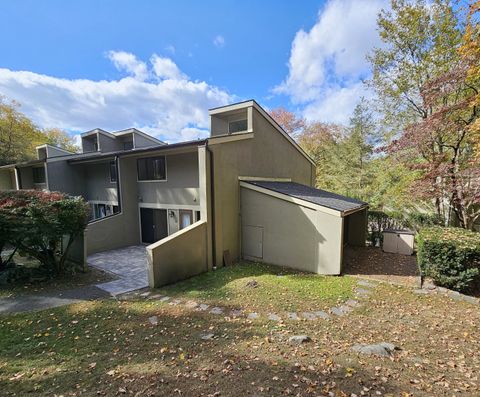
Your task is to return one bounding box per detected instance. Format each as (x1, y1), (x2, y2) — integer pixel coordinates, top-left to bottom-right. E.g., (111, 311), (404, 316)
(238, 176), (292, 182)
(81, 129), (112, 138)
(240, 181), (342, 217)
(36, 144), (74, 155)
(114, 128), (166, 145)
(209, 100), (255, 115)
(341, 205), (369, 217)
(207, 132), (254, 145)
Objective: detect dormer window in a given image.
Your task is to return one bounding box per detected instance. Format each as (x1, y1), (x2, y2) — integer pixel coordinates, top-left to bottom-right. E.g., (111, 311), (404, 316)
(123, 141), (133, 150)
(93, 138), (99, 151)
(228, 119), (248, 134)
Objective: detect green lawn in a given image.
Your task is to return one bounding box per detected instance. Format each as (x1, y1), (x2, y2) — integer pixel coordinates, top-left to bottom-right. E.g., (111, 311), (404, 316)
(158, 261), (356, 313)
(1, 263), (479, 396)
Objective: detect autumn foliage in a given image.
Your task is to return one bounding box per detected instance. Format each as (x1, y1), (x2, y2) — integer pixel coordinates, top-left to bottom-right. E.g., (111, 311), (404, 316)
(0, 190), (89, 276)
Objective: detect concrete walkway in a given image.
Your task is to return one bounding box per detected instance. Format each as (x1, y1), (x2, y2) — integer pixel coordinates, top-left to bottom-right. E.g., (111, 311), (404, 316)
(0, 285), (109, 314)
(88, 245), (149, 295)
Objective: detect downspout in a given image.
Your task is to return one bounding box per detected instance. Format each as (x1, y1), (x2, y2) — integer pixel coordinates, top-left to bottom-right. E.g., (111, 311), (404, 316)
(14, 166), (22, 190)
(115, 156), (122, 213)
(205, 142), (217, 268)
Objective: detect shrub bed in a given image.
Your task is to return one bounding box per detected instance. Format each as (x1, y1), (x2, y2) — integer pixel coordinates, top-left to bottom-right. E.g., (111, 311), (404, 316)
(0, 190), (89, 282)
(417, 227), (480, 293)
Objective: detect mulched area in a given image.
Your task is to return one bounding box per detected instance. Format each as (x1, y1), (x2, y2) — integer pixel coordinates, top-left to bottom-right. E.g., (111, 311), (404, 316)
(343, 246), (420, 287)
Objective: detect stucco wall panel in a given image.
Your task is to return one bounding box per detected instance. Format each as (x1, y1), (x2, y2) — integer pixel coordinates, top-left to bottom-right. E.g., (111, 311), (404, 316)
(210, 106), (315, 265)
(137, 152), (199, 205)
(241, 187), (342, 275)
(148, 220), (207, 287)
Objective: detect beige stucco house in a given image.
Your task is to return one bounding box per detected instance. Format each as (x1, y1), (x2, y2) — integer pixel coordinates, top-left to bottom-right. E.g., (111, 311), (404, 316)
(0, 100), (368, 286)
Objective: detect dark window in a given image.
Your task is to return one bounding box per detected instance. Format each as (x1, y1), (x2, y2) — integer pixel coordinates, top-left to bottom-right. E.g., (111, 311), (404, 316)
(137, 156), (166, 181)
(33, 167), (46, 184)
(195, 211), (201, 221)
(228, 119), (248, 133)
(109, 161), (117, 182)
(93, 138), (99, 151)
(123, 141), (133, 150)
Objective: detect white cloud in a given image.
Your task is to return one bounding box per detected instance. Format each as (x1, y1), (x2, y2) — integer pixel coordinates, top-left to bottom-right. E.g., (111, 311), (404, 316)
(150, 54), (186, 80)
(107, 51), (148, 81)
(275, 0), (386, 124)
(303, 81), (372, 124)
(0, 52), (232, 143)
(213, 35), (225, 48)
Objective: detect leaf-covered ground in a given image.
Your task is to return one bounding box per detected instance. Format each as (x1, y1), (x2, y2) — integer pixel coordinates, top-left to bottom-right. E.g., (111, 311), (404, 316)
(0, 265), (114, 298)
(0, 263), (479, 396)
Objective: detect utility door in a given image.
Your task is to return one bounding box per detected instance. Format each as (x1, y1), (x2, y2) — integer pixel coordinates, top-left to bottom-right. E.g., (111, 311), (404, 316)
(242, 225), (264, 259)
(140, 208), (168, 244)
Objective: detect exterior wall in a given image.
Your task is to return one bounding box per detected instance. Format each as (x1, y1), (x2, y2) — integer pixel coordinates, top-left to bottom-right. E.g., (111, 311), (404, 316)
(98, 133), (122, 152)
(82, 136), (97, 152)
(85, 157), (140, 254)
(147, 220), (207, 287)
(134, 133), (160, 148)
(346, 209), (367, 247)
(46, 160), (86, 196)
(46, 146), (73, 158)
(0, 169), (15, 190)
(137, 152), (199, 206)
(84, 162), (118, 203)
(18, 167), (35, 189)
(209, 106), (315, 265)
(240, 188), (343, 274)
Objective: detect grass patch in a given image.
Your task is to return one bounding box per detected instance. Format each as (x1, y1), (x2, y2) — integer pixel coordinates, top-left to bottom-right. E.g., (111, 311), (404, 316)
(158, 261), (355, 312)
(1, 280), (479, 396)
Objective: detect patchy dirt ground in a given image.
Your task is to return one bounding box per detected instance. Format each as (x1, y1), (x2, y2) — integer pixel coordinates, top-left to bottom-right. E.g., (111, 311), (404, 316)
(344, 247), (419, 287)
(1, 265), (479, 397)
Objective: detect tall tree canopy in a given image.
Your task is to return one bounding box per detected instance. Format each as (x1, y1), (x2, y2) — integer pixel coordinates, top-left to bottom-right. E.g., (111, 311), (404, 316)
(0, 98), (78, 166)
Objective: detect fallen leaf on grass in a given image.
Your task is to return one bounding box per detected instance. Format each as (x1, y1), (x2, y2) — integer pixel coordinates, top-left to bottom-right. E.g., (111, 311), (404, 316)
(9, 372), (24, 381)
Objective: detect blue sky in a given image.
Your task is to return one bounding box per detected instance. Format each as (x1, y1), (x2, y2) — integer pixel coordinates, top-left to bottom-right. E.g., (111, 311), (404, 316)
(0, 0), (386, 142)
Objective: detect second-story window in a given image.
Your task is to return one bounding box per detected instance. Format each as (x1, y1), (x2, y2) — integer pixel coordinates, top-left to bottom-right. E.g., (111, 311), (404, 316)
(228, 119), (248, 134)
(33, 167), (46, 184)
(137, 156), (166, 181)
(109, 161), (117, 183)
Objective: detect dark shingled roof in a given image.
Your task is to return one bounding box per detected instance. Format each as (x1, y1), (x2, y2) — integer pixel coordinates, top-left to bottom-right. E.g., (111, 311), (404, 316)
(247, 181), (368, 212)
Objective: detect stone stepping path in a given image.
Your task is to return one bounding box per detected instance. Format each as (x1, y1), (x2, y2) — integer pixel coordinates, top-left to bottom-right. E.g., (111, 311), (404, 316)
(132, 278), (379, 324)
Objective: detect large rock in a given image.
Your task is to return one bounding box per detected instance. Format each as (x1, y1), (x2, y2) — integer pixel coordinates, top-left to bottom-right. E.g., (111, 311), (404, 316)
(352, 342), (400, 357)
(288, 335), (311, 344)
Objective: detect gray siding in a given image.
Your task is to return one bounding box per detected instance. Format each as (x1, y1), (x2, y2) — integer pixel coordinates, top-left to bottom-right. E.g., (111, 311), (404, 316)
(47, 160), (85, 196)
(84, 162), (118, 202)
(134, 133), (161, 148)
(137, 152), (199, 205)
(85, 157), (140, 254)
(98, 133), (122, 152)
